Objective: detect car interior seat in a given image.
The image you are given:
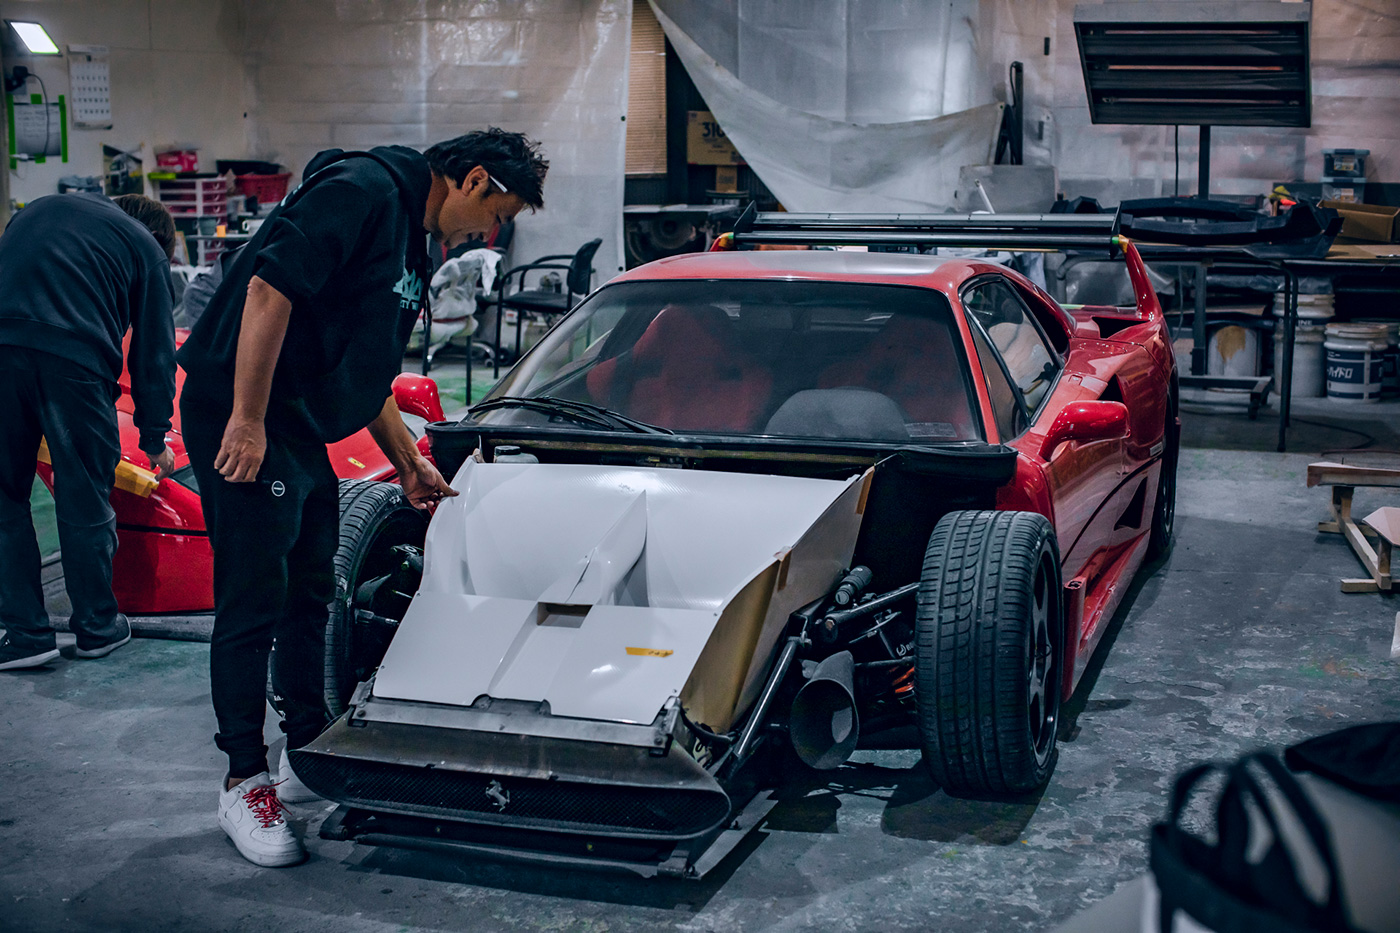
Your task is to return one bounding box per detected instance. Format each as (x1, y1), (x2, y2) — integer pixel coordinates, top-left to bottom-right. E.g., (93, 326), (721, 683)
(585, 303), (774, 432)
(816, 314), (979, 440)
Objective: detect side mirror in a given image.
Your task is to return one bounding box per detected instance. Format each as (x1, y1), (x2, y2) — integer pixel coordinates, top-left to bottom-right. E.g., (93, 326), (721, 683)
(392, 373), (445, 423)
(1038, 400), (1129, 460)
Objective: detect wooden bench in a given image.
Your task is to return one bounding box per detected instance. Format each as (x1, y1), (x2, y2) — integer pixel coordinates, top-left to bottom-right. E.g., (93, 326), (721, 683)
(1308, 460), (1400, 594)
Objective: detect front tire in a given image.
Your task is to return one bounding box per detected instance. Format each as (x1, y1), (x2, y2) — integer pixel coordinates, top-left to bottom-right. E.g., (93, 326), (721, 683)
(323, 479), (428, 717)
(915, 510), (1062, 797)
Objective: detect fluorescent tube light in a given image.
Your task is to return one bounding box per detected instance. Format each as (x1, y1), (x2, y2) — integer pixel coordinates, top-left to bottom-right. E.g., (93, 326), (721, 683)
(7, 21), (60, 55)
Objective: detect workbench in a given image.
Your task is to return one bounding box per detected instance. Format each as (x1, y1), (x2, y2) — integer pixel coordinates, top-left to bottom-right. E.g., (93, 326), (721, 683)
(1136, 245), (1400, 451)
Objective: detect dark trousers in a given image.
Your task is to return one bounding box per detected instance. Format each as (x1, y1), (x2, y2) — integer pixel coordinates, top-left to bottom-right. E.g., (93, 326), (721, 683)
(0, 346), (128, 651)
(181, 386), (338, 779)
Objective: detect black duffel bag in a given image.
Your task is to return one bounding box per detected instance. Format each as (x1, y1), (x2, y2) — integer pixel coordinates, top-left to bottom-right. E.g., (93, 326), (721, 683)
(1149, 751), (1363, 933)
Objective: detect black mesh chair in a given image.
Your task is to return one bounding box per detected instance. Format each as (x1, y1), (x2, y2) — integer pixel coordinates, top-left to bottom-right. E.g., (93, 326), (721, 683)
(490, 237), (602, 376)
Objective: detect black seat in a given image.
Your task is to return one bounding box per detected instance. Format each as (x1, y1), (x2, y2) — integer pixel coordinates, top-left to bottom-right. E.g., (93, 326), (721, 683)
(490, 238), (602, 376)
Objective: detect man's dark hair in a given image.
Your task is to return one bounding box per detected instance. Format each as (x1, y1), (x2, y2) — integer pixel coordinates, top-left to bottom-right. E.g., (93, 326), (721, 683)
(425, 128), (548, 210)
(113, 194), (176, 261)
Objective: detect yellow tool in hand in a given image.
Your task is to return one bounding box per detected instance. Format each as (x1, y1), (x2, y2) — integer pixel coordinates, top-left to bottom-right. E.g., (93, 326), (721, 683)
(36, 438), (160, 498)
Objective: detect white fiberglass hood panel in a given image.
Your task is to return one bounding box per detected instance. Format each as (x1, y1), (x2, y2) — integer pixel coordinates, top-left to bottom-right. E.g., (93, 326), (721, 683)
(372, 461), (866, 724)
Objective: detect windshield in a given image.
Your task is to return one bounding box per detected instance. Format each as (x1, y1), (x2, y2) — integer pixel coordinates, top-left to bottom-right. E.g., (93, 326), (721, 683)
(477, 279), (982, 443)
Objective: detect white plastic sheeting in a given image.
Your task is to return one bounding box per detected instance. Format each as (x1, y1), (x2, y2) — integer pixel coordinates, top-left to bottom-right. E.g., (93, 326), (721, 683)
(242, 0), (629, 285)
(650, 0), (1003, 211)
(372, 461), (862, 724)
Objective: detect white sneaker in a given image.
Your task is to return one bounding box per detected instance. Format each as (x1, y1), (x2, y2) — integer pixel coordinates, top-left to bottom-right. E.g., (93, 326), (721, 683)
(276, 747), (322, 804)
(218, 773), (306, 867)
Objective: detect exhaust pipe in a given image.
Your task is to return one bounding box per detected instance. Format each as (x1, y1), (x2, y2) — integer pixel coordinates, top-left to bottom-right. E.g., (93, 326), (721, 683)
(789, 651), (860, 770)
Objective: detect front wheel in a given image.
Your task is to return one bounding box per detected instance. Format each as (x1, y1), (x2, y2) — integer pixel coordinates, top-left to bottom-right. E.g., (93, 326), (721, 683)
(915, 510), (1062, 797)
(323, 479), (428, 717)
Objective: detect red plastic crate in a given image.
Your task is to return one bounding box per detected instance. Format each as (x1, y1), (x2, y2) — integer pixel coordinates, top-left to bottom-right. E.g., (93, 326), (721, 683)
(156, 149), (199, 172)
(234, 173), (292, 205)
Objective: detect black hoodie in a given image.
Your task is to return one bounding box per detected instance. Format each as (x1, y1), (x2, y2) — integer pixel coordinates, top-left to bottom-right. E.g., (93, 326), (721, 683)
(178, 146), (431, 443)
(0, 192), (175, 454)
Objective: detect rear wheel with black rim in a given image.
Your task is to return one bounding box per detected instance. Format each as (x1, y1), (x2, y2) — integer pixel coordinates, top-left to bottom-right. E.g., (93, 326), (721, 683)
(322, 479), (428, 717)
(915, 510), (1063, 797)
(1147, 393), (1180, 559)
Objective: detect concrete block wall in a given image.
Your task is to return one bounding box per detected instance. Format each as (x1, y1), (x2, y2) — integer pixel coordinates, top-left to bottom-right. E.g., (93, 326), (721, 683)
(980, 0), (1400, 205)
(0, 0), (251, 212)
(241, 0), (630, 286)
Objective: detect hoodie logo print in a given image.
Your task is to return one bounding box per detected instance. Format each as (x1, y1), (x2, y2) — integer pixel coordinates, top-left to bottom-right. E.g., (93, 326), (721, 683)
(393, 268), (423, 312)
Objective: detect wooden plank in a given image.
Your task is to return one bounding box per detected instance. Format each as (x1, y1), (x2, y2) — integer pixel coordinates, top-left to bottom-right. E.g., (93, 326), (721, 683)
(1342, 578), (1381, 594)
(1307, 462), (1400, 489)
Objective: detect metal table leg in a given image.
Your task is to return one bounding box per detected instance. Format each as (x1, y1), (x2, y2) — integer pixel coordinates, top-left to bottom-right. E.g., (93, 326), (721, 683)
(1191, 263), (1208, 376)
(1276, 267), (1297, 452)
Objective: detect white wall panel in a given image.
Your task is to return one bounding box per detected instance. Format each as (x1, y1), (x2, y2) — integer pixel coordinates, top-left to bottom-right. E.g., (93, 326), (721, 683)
(243, 0), (630, 284)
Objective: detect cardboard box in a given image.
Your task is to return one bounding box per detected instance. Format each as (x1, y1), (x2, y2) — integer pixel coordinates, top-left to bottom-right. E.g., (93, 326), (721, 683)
(1321, 200), (1400, 244)
(687, 111), (745, 165)
(714, 165), (738, 192)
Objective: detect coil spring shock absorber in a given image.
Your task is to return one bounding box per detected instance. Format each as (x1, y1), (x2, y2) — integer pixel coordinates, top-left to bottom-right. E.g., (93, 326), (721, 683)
(891, 663), (916, 703)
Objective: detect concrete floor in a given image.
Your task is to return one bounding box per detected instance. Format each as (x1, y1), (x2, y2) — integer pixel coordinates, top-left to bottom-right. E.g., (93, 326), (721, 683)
(3, 404), (1399, 932)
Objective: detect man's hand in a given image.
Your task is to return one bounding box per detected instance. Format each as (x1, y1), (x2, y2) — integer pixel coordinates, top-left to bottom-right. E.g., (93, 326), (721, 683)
(214, 416), (266, 483)
(148, 444), (176, 476)
(398, 454), (457, 510)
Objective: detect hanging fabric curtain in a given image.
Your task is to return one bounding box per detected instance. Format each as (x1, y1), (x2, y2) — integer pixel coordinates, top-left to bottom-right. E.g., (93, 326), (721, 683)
(650, 0), (1003, 212)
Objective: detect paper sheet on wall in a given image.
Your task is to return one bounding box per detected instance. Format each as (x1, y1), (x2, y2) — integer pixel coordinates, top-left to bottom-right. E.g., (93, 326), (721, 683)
(68, 46), (112, 129)
(10, 101), (63, 157)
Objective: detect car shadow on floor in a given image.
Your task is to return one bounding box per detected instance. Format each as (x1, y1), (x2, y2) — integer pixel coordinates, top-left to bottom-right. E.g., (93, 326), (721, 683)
(342, 834), (750, 913)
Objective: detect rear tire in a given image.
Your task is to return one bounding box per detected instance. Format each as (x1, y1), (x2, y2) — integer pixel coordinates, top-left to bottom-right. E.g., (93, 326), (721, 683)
(323, 479), (428, 717)
(1147, 395), (1179, 559)
(915, 510), (1062, 797)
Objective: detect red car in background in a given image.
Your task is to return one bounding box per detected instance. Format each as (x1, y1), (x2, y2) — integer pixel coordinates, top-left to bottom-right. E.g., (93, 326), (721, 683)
(32, 331), (444, 616)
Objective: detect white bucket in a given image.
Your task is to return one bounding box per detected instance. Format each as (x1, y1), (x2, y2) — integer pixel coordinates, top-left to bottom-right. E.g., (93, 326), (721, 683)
(1325, 322), (1390, 402)
(1295, 295), (1334, 321)
(1352, 319), (1400, 396)
(1274, 323), (1328, 398)
(1207, 325), (1261, 378)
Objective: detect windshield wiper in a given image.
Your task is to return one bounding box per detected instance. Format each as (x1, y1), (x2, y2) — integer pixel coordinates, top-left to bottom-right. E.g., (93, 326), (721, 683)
(469, 396), (675, 435)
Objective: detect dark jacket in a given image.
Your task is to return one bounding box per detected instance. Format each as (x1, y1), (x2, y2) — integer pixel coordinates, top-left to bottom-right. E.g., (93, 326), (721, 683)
(177, 146), (431, 443)
(0, 192), (176, 454)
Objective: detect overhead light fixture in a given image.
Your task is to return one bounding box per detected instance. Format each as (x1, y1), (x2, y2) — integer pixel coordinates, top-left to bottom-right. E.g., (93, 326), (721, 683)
(6, 21), (61, 55)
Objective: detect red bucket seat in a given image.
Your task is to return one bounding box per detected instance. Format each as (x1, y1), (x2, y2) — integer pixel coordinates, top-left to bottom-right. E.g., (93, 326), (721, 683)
(586, 303), (773, 432)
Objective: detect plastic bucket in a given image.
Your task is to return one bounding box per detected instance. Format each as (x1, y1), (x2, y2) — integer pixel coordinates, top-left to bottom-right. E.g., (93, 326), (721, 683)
(1273, 323), (1328, 398)
(1352, 319), (1399, 397)
(1324, 323), (1390, 402)
(1295, 295), (1334, 321)
(1207, 325), (1260, 378)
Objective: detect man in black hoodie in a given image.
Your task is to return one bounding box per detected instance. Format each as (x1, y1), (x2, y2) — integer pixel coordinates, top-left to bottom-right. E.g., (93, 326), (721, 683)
(0, 193), (177, 672)
(177, 129), (547, 867)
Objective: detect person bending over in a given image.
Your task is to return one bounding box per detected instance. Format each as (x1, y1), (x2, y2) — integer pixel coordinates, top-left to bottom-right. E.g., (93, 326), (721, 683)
(177, 129), (547, 867)
(0, 193), (177, 671)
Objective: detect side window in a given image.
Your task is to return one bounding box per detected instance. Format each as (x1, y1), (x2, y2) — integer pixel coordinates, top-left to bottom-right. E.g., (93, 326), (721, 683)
(963, 279), (1060, 412)
(969, 322), (1025, 441)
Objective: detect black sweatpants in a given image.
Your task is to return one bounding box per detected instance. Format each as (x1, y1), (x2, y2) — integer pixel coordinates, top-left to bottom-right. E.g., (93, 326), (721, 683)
(180, 385), (338, 779)
(0, 346), (128, 651)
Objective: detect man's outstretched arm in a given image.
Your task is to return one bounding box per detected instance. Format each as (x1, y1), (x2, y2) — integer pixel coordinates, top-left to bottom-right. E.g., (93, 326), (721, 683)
(214, 275), (291, 482)
(367, 395), (457, 509)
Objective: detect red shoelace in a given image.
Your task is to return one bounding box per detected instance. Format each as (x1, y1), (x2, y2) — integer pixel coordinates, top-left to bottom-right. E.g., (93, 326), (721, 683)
(242, 783), (288, 828)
